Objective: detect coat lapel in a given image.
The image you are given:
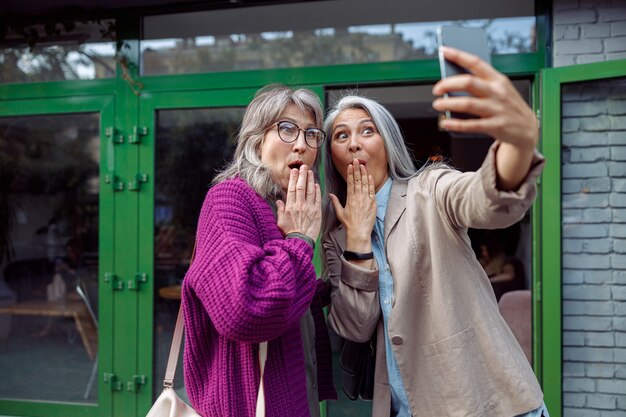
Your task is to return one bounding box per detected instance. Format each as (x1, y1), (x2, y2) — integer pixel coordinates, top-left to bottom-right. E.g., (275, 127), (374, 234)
(384, 181), (407, 244)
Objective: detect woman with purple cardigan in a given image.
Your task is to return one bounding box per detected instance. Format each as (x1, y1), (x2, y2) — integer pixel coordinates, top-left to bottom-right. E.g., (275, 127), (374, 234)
(181, 85), (336, 417)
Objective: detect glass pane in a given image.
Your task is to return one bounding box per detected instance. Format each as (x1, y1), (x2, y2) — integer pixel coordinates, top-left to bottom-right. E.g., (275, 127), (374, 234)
(326, 81), (534, 416)
(0, 20), (116, 83)
(153, 107), (243, 401)
(0, 113), (100, 402)
(561, 77), (626, 415)
(142, 0), (535, 75)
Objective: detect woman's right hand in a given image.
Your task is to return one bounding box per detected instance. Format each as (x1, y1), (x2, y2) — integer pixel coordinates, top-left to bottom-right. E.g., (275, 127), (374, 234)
(277, 165), (322, 241)
(329, 160), (377, 252)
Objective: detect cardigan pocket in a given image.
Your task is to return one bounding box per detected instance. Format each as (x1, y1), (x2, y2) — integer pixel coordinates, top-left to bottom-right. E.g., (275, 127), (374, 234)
(422, 326), (500, 416)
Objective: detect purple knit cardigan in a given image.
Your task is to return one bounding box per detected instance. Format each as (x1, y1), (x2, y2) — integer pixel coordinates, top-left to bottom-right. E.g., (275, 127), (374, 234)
(182, 177), (335, 417)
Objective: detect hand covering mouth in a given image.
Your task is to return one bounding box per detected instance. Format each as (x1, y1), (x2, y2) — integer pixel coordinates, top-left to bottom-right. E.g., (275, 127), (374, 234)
(288, 161), (303, 170)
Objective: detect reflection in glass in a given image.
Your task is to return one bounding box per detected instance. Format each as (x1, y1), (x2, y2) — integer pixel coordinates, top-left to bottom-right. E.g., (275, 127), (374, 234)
(142, 17), (535, 75)
(153, 108), (242, 400)
(0, 113), (100, 402)
(0, 20), (116, 83)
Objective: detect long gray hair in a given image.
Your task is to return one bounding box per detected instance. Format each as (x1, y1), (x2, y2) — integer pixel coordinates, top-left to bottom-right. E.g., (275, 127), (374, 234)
(321, 95), (420, 248)
(213, 84), (324, 199)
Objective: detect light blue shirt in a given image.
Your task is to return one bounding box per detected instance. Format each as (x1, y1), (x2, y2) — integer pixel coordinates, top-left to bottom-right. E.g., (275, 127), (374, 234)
(371, 178), (412, 417)
(371, 178), (549, 417)
(518, 403), (550, 417)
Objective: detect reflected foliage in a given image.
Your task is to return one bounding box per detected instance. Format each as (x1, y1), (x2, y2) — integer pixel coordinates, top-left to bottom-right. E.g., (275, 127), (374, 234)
(143, 18), (535, 75)
(0, 17), (115, 83)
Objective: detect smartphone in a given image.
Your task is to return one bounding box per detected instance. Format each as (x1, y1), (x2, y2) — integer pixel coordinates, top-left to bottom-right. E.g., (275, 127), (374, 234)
(437, 26), (490, 121)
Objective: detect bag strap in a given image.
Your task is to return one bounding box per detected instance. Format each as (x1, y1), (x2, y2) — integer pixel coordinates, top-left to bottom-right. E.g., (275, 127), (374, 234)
(163, 241), (197, 389)
(161, 242), (269, 417)
(163, 305), (185, 388)
(164, 306), (270, 405)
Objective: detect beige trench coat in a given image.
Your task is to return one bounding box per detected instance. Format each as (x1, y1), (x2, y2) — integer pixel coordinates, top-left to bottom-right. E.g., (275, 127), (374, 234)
(325, 143), (545, 417)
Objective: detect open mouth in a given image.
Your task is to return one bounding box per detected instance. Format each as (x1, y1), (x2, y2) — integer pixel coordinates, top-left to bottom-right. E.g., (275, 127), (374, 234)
(288, 161), (303, 170)
(352, 159), (367, 166)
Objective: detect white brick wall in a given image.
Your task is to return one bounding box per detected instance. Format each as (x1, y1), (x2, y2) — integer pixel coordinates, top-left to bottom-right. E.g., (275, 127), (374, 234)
(554, 0), (626, 66)
(561, 76), (626, 416)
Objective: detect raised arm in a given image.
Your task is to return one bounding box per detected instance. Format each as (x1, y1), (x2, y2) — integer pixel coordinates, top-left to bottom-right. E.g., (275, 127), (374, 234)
(432, 46), (539, 191)
(425, 144), (544, 231)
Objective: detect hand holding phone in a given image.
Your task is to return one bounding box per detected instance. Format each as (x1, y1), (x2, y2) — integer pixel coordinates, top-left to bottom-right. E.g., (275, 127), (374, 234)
(432, 27), (538, 150)
(437, 26), (491, 121)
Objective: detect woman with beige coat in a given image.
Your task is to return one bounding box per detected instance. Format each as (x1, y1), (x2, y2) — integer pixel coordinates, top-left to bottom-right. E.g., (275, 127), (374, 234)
(321, 47), (549, 417)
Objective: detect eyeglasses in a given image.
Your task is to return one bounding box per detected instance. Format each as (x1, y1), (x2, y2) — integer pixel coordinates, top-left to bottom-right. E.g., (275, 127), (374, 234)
(274, 121), (326, 149)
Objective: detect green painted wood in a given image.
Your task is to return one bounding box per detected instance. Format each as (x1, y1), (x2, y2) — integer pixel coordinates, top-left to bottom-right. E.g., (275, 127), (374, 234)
(540, 65), (563, 417)
(146, 88), (258, 109)
(100, 96), (117, 417)
(112, 15), (142, 417)
(0, 95), (114, 116)
(136, 94), (156, 416)
(531, 72), (543, 382)
(544, 58), (626, 83)
(0, 401), (100, 416)
(0, 79), (116, 101)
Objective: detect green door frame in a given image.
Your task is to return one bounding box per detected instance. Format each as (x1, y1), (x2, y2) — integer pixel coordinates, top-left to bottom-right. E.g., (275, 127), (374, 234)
(0, 95), (115, 417)
(540, 58), (626, 417)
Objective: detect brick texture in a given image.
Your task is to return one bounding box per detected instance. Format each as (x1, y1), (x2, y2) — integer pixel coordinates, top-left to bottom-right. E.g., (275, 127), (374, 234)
(554, 0), (626, 66)
(554, 1), (626, 414)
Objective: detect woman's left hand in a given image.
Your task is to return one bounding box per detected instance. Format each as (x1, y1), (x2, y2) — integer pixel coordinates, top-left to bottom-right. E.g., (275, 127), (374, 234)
(432, 46), (538, 152)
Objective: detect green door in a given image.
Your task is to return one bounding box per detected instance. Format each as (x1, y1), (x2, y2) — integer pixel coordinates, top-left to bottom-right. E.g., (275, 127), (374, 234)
(136, 86), (323, 415)
(541, 58), (626, 417)
(0, 95), (115, 417)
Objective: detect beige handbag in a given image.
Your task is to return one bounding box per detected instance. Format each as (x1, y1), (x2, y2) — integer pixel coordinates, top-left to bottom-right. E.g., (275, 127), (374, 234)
(146, 305), (268, 417)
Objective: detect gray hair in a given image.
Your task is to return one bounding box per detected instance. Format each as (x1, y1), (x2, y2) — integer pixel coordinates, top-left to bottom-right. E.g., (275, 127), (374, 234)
(213, 84), (324, 199)
(321, 95), (419, 247)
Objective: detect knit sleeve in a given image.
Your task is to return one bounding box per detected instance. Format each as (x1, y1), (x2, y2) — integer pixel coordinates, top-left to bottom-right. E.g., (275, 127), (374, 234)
(183, 179), (316, 343)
